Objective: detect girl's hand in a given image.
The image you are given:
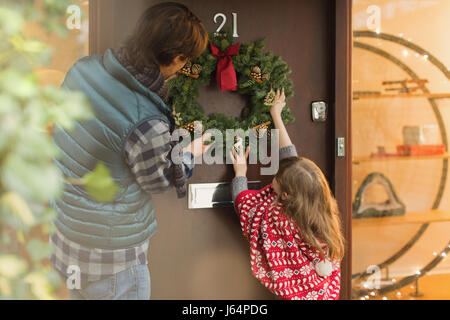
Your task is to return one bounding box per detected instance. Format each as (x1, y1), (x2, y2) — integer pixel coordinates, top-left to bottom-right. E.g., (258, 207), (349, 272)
(270, 88), (286, 118)
(229, 145), (250, 177)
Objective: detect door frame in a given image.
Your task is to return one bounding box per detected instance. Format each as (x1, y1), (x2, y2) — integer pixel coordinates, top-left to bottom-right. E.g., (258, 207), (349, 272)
(89, 0), (353, 300)
(332, 0), (353, 300)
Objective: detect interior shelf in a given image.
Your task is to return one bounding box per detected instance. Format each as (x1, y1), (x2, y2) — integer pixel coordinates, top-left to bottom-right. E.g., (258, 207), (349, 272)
(353, 93), (450, 100)
(352, 153), (450, 164)
(352, 210), (450, 227)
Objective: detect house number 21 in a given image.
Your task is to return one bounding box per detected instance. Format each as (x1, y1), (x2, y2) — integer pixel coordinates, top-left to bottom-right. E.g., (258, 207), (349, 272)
(214, 13), (239, 38)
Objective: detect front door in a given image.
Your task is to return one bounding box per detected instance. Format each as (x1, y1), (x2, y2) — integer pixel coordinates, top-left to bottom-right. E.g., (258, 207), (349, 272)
(89, 0), (351, 299)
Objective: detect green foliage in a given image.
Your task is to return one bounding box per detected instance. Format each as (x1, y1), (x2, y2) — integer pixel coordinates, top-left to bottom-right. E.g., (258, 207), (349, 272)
(0, 0), (118, 299)
(167, 27), (295, 156)
(81, 163), (120, 203)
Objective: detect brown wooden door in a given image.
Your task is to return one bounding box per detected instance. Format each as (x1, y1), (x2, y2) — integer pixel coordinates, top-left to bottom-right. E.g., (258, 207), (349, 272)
(89, 0), (352, 299)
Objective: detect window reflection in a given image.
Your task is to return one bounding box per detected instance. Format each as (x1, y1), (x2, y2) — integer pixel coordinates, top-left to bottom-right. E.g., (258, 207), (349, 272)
(352, 0), (450, 300)
(29, 0), (89, 87)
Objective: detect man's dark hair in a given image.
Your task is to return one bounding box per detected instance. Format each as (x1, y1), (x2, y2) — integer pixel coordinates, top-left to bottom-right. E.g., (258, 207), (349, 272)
(124, 2), (208, 67)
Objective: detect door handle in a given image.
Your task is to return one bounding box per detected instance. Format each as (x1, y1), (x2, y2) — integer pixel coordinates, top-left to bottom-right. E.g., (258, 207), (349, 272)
(311, 101), (327, 122)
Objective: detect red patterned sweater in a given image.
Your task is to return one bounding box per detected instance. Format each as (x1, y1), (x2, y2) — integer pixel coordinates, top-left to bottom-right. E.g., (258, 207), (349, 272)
(234, 183), (341, 300)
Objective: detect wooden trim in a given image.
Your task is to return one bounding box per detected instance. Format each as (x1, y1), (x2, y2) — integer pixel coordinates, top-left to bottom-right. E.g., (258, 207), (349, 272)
(353, 210), (450, 228)
(89, 0), (115, 55)
(88, 0), (99, 55)
(353, 93), (450, 100)
(332, 0), (353, 300)
(353, 153), (450, 164)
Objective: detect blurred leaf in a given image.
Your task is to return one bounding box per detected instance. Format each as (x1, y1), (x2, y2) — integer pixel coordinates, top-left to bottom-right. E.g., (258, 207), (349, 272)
(9, 34), (48, 60)
(15, 128), (57, 160)
(0, 192), (35, 226)
(41, 221), (56, 235)
(0, 68), (38, 99)
(16, 230), (25, 244)
(0, 93), (19, 115)
(0, 7), (24, 35)
(24, 270), (55, 300)
(0, 276), (12, 297)
(1, 233), (11, 245)
(41, 86), (93, 130)
(21, 38), (47, 55)
(45, 268), (61, 289)
(26, 239), (53, 262)
(0, 101), (20, 153)
(82, 162), (119, 202)
(2, 154), (63, 202)
(31, 205), (57, 224)
(0, 255), (27, 279)
(0, 0), (97, 300)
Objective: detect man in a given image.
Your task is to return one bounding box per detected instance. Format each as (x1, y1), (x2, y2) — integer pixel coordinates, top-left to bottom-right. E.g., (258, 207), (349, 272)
(49, 2), (210, 300)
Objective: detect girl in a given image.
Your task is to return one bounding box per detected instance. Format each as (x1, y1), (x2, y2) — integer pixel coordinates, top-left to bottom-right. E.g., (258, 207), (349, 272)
(229, 89), (345, 300)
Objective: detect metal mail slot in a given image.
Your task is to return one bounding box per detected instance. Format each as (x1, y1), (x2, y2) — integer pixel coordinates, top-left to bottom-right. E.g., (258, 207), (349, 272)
(188, 181), (262, 209)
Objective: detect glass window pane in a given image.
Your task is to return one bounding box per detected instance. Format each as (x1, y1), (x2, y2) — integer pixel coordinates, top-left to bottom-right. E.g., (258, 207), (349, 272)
(28, 0), (90, 87)
(352, 0), (450, 300)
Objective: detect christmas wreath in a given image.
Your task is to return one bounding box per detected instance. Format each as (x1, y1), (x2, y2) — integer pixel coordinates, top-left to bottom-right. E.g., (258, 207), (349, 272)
(167, 30), (295, 154)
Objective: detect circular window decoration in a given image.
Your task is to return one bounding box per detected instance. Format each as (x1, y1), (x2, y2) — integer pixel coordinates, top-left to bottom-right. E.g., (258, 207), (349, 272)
(167, 31), (295, 150)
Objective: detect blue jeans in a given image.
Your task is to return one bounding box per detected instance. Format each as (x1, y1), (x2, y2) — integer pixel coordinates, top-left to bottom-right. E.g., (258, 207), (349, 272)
(69, 265), (150, 300)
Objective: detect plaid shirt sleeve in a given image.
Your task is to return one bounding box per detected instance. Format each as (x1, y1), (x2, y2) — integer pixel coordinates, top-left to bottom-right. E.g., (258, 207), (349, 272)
(124, 119), (194, 195)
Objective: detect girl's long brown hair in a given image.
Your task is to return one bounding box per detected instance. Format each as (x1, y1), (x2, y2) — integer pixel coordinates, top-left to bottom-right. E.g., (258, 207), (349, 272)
(275, 157), (345, 262)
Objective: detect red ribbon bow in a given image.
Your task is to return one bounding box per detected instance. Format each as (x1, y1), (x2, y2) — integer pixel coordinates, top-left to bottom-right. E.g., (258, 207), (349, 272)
(210, 42), (240, 93)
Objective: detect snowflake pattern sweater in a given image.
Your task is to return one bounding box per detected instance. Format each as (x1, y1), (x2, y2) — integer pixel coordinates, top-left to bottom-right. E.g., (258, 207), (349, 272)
(234, 183), (341, 300)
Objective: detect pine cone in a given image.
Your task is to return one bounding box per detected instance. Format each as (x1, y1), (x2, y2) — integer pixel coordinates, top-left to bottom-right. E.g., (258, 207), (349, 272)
(181, 122), (195, 132)
(261, 73), (270, 81)
(251, 66), (261, 74)
(250, 72), (263, 84)
(191, 64), (202, 75)
(181, 121), (203, 134)
(252, 121), (271, 139)
(264, 88), (276, 106)
(180, 67), (190, 75)
(250, 72), (262, 80)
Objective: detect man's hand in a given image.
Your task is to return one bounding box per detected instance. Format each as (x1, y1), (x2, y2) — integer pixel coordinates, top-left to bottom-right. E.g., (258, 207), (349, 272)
(229, 144), (250, 177)
(269, 88), (286, 118)
(182, 132), (212, 158)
